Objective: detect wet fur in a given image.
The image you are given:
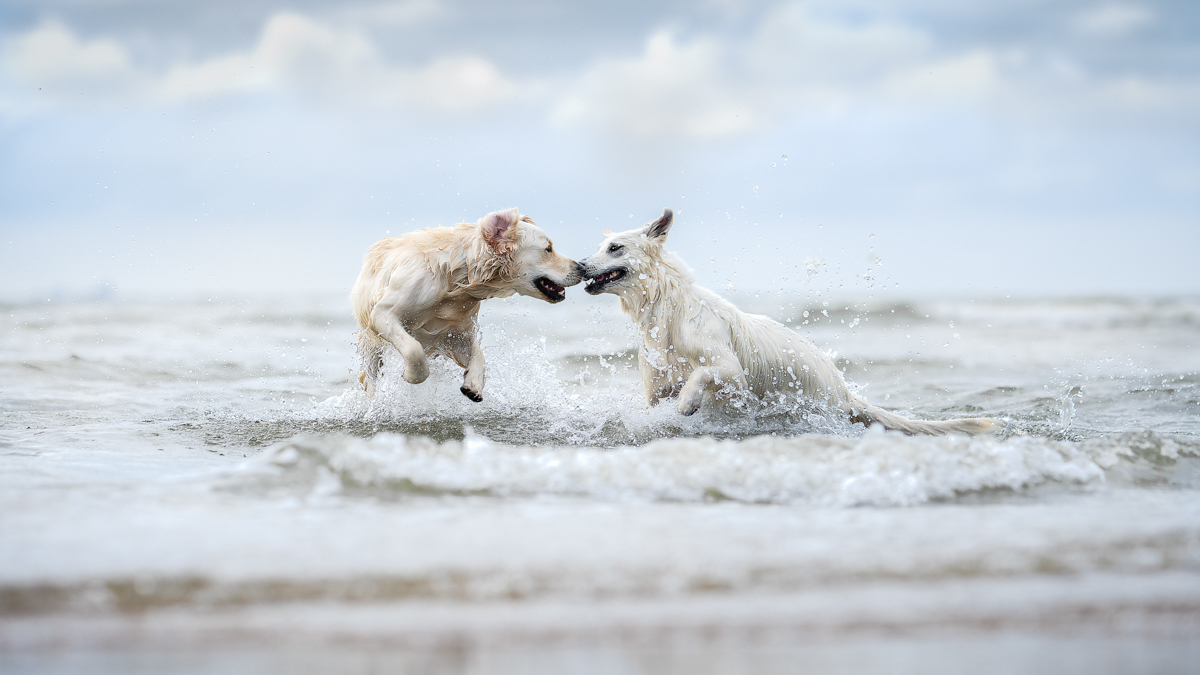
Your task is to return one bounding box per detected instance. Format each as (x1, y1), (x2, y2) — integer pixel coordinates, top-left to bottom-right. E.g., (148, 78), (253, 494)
(578, 209), (998, 436)
(351, 208), (581, 401)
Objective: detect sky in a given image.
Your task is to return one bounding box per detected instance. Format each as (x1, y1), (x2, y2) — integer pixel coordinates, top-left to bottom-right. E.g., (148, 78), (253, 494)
(1, 0), (1197, 301)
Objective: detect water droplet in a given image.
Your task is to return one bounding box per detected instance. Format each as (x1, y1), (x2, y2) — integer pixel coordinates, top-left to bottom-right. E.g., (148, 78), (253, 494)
(770, 162), (776, 168)
(753, 186), (759, 193)
(781, 154), (787, 160)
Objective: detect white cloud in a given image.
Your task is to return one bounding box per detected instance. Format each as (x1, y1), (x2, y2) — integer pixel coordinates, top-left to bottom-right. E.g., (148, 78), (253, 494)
(257, 12), (380, 86)
(2, 21), (137, 93)
(549, 1), (1197, 140)
(165, 12), (524, 110)
(3, 2), (1196, 136)
(159, 54), (264, 100)
(551, 31), (755, 138)
(3, 11), (525, 113)
(550, 6), (941, 139)
(341, 0), (446, 27)
(396, 55), (520, 110)
(1071, 4), (1155, 37)
(162, 12), (380, 100)
(747, 3), (929, 83)
(884, 51), (1002, 104)
(1095, 76), (1200, 113)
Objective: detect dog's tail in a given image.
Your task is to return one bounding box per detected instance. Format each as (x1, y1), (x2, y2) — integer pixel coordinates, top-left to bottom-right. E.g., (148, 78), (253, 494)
(850, 397), (999, 436)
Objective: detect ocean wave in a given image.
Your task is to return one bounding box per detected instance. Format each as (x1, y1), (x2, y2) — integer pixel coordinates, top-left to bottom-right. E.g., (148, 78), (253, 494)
(223, 430), (1199, 507)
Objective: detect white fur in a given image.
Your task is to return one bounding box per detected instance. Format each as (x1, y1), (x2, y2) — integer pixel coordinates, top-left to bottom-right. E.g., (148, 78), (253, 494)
(351, 207), (581, 401)
(578, 209), (997, 436)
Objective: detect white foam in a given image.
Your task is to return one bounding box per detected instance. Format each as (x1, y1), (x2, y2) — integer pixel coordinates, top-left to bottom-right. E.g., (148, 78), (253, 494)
(232, 429), (1200, 507)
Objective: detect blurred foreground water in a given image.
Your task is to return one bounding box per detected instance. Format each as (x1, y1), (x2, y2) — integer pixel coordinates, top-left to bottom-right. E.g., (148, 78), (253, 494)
(2, 292), (1198, 674)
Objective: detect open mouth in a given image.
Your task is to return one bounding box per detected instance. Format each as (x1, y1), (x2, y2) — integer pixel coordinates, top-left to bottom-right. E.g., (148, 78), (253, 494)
(584, 269), (626, 295)
(535, 277), (567, 302)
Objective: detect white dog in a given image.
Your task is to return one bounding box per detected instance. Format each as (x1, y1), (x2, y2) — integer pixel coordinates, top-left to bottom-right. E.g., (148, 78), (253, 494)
(578, 209), (997, 435)
(351, 208), (581, 401)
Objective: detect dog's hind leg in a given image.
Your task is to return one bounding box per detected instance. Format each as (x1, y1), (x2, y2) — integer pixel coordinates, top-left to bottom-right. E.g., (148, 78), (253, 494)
(445, 329), (486, 403)
(357, 334), (385, 397)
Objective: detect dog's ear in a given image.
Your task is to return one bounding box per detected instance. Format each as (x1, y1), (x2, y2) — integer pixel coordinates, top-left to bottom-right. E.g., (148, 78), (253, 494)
(480, 208), (521, 254)
(643, 208), (673, 243)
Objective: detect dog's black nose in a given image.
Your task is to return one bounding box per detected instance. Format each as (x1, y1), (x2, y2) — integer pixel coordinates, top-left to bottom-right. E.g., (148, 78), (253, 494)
(575, 262), (587, 275)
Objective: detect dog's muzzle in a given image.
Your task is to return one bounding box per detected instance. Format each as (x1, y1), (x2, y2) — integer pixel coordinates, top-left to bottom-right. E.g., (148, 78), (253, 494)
(535, 276), (567, 302)
(583, 268), (626, 295)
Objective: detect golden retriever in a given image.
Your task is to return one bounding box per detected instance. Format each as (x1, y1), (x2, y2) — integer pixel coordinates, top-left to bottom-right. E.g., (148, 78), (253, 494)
(352, 208), (581, 401)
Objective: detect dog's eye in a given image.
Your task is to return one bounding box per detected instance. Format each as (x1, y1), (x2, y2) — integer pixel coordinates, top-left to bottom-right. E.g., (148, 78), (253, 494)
(545, 245), (553, 254)
(608, 244), (623, 253)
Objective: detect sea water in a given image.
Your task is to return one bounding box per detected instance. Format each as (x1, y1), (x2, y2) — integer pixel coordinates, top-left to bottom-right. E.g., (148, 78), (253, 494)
(1, 291), (1198, 673)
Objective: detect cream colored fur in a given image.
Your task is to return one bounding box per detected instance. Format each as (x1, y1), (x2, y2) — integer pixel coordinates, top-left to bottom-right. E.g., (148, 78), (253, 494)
(578, 209), (997, 436)
(351, 207), (581, 401)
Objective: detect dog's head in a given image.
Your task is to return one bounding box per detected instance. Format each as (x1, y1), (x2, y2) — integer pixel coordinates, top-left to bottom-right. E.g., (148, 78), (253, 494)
(578, 208), (673, 296)
(479, 208), (582, 303)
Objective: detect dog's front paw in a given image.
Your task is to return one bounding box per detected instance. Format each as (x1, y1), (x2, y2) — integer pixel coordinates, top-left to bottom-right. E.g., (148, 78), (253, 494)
(403, 357), (430, 384)
(460, 386), (483, 403)
(678, 400), (701, 416)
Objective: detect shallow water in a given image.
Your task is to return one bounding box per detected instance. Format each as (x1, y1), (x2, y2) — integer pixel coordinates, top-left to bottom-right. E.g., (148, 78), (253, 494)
(2, 292), (1198, 673)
